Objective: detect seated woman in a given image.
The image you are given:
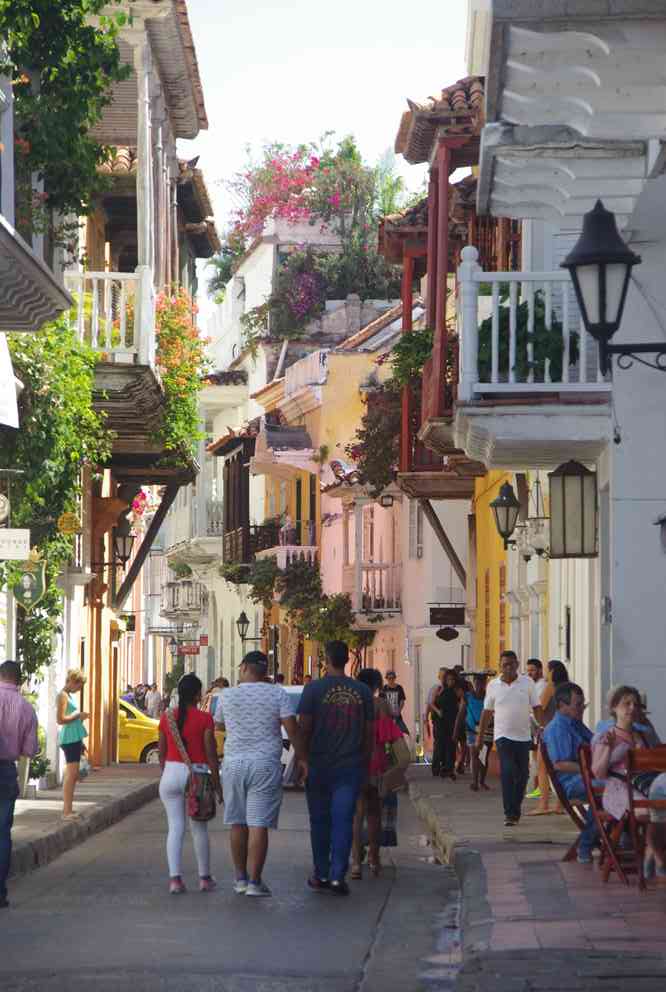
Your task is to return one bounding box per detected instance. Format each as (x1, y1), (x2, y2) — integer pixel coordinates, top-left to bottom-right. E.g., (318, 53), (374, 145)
(591, 684), (666, 878)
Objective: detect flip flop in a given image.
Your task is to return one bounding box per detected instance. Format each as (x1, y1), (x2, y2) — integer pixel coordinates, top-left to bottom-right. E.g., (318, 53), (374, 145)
(525, 808), (551, 816)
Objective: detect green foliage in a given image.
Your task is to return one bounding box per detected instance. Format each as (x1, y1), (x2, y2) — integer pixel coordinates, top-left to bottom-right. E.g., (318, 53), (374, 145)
(477, 289), (579, 382)
(207, 245), (245, 302)
(0, 0), (131, 232)
(169, 561), (193, 579)
(0, 318), (111, 679)
(164, 658), (184, 696)
(155, 288), (210, 463)
(346, 381), (402, 498)
(382, 327), (434, 387)
(29, 724), (50, 780)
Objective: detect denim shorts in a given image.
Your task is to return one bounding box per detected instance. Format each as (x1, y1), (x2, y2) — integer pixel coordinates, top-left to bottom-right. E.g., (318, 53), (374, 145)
(61, 741), (84, 764)
(222, 758), (283, 828)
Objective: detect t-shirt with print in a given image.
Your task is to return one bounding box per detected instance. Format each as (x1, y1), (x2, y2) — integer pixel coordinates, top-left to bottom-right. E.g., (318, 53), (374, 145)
(219, 683), (296, 764)
(383, 683), (406, 717)
(298, 675), (374, 770)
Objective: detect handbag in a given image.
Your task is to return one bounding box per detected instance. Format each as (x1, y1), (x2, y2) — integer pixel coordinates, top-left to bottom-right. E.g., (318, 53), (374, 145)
(380, 726), (411, 797)
(166, 709), (216, 822)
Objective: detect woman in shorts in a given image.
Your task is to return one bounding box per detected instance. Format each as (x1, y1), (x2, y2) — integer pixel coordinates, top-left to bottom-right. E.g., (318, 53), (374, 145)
(56, 668), (89, 820)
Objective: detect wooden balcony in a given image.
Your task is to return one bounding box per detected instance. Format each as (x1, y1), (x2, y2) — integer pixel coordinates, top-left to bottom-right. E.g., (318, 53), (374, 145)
(223, 522), (282, 565)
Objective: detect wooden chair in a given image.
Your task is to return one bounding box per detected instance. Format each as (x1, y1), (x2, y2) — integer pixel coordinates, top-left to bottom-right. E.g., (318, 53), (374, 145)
(625, 746), (666, 890)
(541, 738), (590, 862)
(579, 744), (632, 885)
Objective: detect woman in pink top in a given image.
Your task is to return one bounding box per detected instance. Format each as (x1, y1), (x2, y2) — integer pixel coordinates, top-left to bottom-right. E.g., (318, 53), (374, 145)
(351, 668), (403, 879)
(592, 685), (666, 878)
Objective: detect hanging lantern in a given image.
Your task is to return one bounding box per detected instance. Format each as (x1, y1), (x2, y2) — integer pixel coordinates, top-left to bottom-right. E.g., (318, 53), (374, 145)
(490, 482), (521, 549)
(526, 477), (549, 557)
(548, 460), (598, 559)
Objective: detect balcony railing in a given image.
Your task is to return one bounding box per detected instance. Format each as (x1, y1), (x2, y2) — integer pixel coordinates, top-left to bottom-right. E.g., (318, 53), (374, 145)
(284, 349), (329, 396)
(457, 246), (611, 402)
(160, 579), (207, 617)
(255, 545), (318, 571)
(342, 562), (402, 614)
(64, 266), (155, 366)
(223, 522), (282, 565)
(206, 499), (224, 537)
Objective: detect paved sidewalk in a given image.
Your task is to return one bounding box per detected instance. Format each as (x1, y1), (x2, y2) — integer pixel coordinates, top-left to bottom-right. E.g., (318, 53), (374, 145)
(408, 765), (666, 990)
(9, 764), (160, 883)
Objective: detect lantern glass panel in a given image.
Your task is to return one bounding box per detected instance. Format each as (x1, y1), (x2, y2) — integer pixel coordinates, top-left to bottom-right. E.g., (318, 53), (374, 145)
(548, 461), (598, 559)
(576, 264), (600, 325)
(605, 263), (629, 326)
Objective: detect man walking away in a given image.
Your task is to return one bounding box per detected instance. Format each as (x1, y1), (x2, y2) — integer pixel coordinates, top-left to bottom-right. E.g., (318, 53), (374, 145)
(145, 683), (162, 719)
(218, 651), (304, 897)
(0, 660), (39, 908)
(477, 651), (543, 826)
(383, 671), (408, 734)
(298, 641), (374, 895)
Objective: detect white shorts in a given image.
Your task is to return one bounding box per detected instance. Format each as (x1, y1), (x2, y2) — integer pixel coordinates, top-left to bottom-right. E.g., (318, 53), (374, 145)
(222, 758), (283, 828)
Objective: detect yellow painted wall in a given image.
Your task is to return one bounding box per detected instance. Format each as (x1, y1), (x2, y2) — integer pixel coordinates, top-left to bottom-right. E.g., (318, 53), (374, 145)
(473, 471), (510, 669)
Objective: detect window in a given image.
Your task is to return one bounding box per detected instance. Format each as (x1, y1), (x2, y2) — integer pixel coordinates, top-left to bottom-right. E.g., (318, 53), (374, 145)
(343, 508), (351, 566)
(499, 564), (507, 653)
(484, 569), (491, 665)
(119, 703), (135, 720)
(279, 481), (287, 514)
(409, 501), (424, 559)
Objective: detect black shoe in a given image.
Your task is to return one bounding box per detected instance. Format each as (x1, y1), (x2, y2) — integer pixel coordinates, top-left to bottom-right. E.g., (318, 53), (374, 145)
(0, 897), (8, 909)
(307, 875), (330, 892)
(504, 816), (517, 826)
(329, 880), (350, 896)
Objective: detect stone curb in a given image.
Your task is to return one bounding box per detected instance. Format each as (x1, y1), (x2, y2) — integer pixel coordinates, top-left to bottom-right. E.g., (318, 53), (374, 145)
(407, 777), (458, 864)
(10, 778), (160, 881)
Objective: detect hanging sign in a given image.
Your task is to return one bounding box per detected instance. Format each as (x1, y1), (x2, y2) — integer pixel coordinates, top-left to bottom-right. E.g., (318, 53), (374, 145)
(430, 606), (465, 627)
(178, 643), (200, 656)
(57, 512), (82, 536)
(0, 528), (31, 561)
(12, 555), (47, 610)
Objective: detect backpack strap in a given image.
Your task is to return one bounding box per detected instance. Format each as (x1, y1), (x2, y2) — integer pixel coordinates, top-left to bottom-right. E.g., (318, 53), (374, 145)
(165, 709), (192, 771)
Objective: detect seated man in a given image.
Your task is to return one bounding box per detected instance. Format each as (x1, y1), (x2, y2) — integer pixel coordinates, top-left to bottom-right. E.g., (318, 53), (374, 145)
(542, 682), (600, 864)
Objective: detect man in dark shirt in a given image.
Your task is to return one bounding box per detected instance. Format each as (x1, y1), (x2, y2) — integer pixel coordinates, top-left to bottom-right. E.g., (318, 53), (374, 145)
(298, 641), (374, 895)
(383, 671), (408, 734)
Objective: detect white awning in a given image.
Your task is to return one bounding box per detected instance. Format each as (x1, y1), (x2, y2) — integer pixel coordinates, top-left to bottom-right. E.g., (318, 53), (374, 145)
(0, 333), (18, 428)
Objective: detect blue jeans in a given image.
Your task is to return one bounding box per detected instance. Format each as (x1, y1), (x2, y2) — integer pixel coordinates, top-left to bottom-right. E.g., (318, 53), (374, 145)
(496, 738), (531, 820)
(305, 764), (364, 882)
(0, 763), (19, 902)
(564, 773), (601, 856)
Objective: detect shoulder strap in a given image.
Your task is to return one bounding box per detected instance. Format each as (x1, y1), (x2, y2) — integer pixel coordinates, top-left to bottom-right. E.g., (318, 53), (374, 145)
(166, 709), (192, 770)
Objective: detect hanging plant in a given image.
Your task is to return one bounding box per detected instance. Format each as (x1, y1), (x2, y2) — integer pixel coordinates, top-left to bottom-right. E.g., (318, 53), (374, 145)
(477, 289), (580, 382)
(346, 381), (401, 498)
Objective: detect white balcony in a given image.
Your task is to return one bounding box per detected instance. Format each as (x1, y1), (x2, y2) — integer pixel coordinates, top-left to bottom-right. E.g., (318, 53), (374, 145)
(421, 247), (612, 470)
(342, 562), (402, 615)
(64, 266), (155, 367)
(160, 579), (207, 619)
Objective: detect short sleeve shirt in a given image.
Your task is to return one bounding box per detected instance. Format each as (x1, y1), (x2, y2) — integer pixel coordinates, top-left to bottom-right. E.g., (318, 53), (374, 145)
(298, 675), (374, 770)
(483, 674), (542, 742)
(383, 683), (406, 717)
(543, 712), (593, 791)
(219, 683), (295, 763)
(160, 707), (214, 764)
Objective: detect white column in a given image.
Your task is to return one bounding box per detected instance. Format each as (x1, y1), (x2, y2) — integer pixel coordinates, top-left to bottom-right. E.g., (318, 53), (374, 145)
(0, 79), (15, 225)
(457, 246), (482, 402)
(353, 501), (363, 611)
(133, 39), (154, 271)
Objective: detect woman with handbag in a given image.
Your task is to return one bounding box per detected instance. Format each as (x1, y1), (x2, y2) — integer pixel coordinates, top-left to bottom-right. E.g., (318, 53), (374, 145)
(158, 673), (223, 894)
(351, 668), (406, 880)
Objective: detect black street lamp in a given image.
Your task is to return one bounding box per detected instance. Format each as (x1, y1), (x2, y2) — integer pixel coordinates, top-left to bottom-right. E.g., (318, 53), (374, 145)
(236, 611), (250, 644)
(113, 513), (135, 568)
(560, 199), (664, 374)
(490, 481), (521, 550)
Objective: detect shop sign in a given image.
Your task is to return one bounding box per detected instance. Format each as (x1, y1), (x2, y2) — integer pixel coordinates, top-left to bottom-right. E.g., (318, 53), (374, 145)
(0, 528), (30, 561)
(429, 606), (465, 627)
(178, 643), (200, 656)
(199, 634), (208, 647)
(12, 556), (47, 610)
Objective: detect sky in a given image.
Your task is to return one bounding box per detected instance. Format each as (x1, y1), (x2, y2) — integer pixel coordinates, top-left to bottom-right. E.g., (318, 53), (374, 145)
(179, 0), (470, 231)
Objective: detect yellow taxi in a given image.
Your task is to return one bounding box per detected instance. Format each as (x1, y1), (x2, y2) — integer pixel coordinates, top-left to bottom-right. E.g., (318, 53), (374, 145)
(117, 700), (224, 764)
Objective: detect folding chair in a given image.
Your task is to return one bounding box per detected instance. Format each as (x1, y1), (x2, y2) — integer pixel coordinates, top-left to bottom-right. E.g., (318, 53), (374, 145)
(541, 739), (588, 862)
(625, 746), (666, 891)
(579, 744), (632, 885)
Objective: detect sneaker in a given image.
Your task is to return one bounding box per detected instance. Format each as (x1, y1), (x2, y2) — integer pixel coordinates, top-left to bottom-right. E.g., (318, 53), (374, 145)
(169, 877), (186, 895)
(199, 876), (217, 892)
(307, 875), (330, 892)
(233, 877), (249, 895)
(246, 880), (272, 897)
(329, 880), (350, 896)
(526, 787), (541, 800)
(577, 850), (593, 865)
(504, 817), (517, 827)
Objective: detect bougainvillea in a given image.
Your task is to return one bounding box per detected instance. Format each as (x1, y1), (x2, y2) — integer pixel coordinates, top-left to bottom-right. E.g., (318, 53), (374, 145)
(155, 288), (210, 462)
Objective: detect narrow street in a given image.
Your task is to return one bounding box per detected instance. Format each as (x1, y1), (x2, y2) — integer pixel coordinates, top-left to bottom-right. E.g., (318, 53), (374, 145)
(2, 791), (458, 992)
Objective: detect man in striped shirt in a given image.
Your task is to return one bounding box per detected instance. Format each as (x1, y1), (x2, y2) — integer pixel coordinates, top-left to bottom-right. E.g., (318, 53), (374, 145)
(0, 660), (39, 909)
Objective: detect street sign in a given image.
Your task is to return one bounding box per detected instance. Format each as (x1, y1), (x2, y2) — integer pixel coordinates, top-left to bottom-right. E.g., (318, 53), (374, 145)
(177, 643), (200, 656)
(429, 606), (465, 627)
(199, 634), (208, 647)
(0, 528), (30, 561)
(13, 557), (47, 610)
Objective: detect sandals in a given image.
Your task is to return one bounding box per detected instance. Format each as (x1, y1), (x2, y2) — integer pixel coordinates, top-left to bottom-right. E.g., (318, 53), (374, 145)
(350, 863), (363, 880)
(368, 861), (382, 876)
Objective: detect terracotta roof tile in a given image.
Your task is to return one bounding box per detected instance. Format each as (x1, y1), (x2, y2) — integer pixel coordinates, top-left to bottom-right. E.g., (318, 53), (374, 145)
(395, 76), (484, 165)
